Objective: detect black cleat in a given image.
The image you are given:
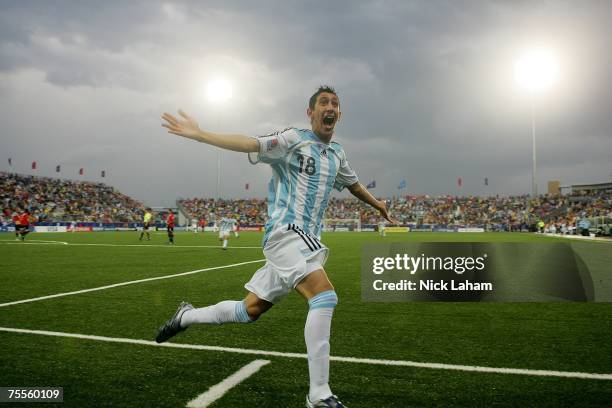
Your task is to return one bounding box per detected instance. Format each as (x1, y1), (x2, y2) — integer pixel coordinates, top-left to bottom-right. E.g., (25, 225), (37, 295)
(155, 301), (193, 343)
(306, 395), (346, 408)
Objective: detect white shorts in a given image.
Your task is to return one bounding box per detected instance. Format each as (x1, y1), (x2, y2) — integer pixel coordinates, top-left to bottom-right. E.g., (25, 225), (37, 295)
(245, 225), (329, 304)
(219, 230), (230, 239)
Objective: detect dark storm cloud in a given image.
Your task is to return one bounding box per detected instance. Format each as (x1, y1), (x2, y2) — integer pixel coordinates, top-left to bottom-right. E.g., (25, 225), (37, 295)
(1, 1), (611, 205)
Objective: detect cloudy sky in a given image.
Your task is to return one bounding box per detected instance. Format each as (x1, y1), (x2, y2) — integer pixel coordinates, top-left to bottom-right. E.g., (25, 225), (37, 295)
(1, 0), (611, 207)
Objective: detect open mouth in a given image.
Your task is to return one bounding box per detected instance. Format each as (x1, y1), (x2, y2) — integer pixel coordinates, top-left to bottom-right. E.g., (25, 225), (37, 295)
(322, 115), (335, 126)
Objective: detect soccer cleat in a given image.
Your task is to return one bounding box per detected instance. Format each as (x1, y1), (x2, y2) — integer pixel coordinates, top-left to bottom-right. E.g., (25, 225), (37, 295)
(155, 301), (193, 343)
(306, 395), (346, 408)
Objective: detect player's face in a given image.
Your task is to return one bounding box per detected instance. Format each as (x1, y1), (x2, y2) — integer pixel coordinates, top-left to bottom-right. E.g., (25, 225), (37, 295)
(308, 92), (341, 142)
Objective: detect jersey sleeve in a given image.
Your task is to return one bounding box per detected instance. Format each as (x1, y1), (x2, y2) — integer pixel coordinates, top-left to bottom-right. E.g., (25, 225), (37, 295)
(248, 128), (299, 165)
(333, 148), (359, 191)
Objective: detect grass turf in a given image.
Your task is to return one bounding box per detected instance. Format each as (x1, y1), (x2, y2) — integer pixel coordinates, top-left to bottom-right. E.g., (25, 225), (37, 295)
(0, 231), (610, 407)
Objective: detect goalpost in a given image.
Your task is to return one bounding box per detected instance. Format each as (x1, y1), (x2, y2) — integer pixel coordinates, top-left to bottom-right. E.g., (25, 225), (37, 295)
(323, 218), (362, 232)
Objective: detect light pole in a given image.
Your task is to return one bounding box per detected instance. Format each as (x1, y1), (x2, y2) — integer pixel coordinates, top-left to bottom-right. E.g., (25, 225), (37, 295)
(514, 50), (558, 197)
(206, 78), (233, 201)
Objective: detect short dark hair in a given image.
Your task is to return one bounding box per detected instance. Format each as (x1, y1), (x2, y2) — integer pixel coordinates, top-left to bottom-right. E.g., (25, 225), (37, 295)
(309, 85), (338, 110)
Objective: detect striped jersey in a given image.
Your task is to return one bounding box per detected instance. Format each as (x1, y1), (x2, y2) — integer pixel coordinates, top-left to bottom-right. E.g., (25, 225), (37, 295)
(249, 128), (358, 244)
(219, 217), (237, 232)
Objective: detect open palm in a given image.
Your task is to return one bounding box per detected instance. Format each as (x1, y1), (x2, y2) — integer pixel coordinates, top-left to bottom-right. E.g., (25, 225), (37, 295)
(161, 110), (202, 140)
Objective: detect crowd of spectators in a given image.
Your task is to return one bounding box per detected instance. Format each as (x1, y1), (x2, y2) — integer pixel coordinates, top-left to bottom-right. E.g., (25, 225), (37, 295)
(2, 172), (610, 230)
(1, 172), (145, 223)
(180, 191), (611, 231)
(179, 197), (267, 225)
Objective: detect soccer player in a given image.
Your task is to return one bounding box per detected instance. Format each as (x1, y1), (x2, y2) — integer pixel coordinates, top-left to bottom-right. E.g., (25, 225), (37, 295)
(166, 211), (175, 244)
(378, 220), (386, 237)
(218, 216), (237, 250)
(233, 218), (240, 238)
(139, 208), (153, 241)
(15, 208), (31, 241)
(158, 86), (394, 407)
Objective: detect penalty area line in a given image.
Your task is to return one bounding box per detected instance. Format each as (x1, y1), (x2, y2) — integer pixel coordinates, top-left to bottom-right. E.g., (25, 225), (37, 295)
(0, 259), (265, 308)
(0, 327), (610, 381)
(186, 360), (270, 408)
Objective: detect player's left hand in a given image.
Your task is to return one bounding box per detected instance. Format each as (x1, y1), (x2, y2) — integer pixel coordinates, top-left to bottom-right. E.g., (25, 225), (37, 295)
(378, 200), (398, 224)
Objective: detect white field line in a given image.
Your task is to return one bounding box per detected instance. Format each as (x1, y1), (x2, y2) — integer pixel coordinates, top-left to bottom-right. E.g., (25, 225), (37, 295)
(543, 233), (612, 243)
(0, 240), (261, 249)
(0, 326), (610, 380)
(0, 239), (68, 245)
(0, 259), (265, 308)
(186, 360), (270, 408)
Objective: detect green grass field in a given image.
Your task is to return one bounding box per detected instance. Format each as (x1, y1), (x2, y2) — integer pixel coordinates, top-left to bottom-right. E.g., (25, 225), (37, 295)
(1, 231), (611, 407)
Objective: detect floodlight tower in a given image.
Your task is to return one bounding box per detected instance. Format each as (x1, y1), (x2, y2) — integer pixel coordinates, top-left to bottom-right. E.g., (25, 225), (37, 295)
(514, 50), (559, 196)
(206, 79), (233, 201)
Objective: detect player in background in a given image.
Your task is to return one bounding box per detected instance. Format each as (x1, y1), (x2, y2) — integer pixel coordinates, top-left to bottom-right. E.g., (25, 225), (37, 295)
(158, 86), (395, 407)
(233, 217), (240, 238)
(15, 208), (31, 241)
(139, 208), (153, 241)
(12, 209), (20, 240)
(166, 211), (175, 244)
(191, 218), (198, 233)
(218, 216), (237, 250)
(198, 218), (206, 233)
(378, 220), (386, 237)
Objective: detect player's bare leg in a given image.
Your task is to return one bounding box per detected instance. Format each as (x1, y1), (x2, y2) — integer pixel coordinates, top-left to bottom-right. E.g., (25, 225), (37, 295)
(296, 269), (344, 407)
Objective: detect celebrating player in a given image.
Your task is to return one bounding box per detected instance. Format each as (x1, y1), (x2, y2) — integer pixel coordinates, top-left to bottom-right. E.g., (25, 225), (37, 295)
(157, 86), (395, 407)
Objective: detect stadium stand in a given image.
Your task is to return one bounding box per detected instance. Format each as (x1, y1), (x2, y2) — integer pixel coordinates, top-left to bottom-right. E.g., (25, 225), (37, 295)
(1, 172), (610, 234)
(1, 172), (145, 223)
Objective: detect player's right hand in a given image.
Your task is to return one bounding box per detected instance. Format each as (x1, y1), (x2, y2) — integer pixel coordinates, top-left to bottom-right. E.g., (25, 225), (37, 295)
(162, 110), (202, 140)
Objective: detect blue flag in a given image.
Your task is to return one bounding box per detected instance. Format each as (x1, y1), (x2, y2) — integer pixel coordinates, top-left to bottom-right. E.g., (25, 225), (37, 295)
(397, 180), (406, 189)
(366, 180), (376, 189)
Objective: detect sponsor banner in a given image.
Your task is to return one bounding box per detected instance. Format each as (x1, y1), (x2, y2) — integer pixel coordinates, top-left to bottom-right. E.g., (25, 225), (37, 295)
(92, 227), (105, 232)
(433, 227), (457, 233)
(458, 227), (485, 233)
(74, 226), (93, 232)
(0, 226), (16, 232)
(335, 227), (349, 232)
(362, 242), (612, 302)
(361, 227), (375, 232)
(34, 226), (68, 233)
(240, 226), (263, 232)
(115, 227), (137, 231)
(204, 226), (217, 232)
(387, 226), (410, 233)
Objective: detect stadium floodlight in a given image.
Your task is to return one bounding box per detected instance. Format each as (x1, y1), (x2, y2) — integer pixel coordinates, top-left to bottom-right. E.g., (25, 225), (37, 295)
(206, 78), (233, 103)
(206, 78), (233, 200)
(514, 50), (559, 92)
(514, 49), (559, 197)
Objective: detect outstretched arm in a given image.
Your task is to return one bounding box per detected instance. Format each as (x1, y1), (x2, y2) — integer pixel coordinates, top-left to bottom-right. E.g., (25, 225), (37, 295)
(161, 110), (259, 153)
(347, 182), (397, 224)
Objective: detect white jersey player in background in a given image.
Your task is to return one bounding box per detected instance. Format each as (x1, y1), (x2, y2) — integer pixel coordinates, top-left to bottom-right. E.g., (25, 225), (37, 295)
(378, 220), (386, 237)
(218, 216), (237, 250)
(158, 86), (395, 408)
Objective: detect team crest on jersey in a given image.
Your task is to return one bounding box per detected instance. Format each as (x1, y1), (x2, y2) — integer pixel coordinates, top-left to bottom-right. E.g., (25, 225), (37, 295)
(266, 138), (278, 151)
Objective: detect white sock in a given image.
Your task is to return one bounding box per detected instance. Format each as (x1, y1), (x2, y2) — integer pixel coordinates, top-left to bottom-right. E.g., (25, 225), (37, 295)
(305, 290), (338, 402)
(223, 239), (228, 248)
(180, 300), (251, 327)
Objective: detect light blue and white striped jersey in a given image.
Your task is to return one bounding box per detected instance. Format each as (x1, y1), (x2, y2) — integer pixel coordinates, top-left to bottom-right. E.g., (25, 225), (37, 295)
(219, 217), (237, 232)
(249, 128), (359, 244)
